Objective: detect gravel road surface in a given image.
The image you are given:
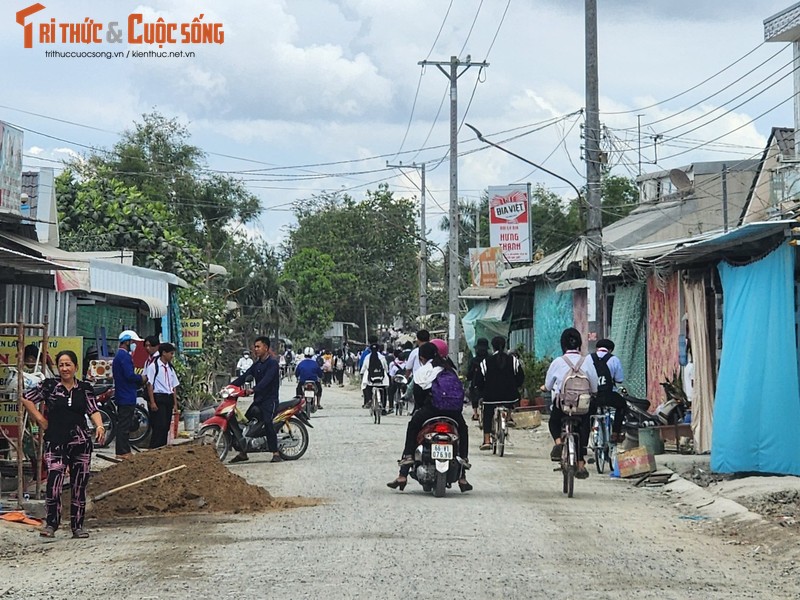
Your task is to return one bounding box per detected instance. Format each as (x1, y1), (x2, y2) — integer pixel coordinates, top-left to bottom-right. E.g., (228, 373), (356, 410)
(1, 381), (798, 599)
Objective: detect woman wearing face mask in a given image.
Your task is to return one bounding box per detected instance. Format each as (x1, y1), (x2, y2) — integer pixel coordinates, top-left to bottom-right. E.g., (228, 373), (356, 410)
(112, 330), (146, 460)
(21, 350), (105, 538)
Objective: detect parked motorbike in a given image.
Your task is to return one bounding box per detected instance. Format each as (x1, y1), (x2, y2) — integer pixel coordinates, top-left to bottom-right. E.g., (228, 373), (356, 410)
(198, 384), (312, 462)
(620, 380), (689, 445)
(90, 384), (151, 449)
(408, 416), (467, 497)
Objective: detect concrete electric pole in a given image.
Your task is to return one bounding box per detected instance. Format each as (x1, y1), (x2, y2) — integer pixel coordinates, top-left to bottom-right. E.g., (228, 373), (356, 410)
(419, 55), (488, 366)
(387, 161), (428, 318)
(585, 0), (605, 343)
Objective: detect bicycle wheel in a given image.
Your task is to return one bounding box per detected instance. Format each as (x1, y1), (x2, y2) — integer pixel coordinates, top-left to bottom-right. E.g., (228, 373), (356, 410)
(594, 423), (606, 474)
(491, 409), (498, 455)
(567, 434), (576, 498)
(498, 412), (506, 457)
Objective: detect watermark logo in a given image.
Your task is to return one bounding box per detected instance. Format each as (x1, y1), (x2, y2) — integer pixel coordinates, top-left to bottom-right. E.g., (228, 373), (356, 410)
(15, 3), (224, 49)
(16, 3), (46, 49)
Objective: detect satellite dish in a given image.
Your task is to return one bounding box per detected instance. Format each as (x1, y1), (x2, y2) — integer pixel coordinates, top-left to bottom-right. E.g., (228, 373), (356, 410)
(669, 169), (693, 193)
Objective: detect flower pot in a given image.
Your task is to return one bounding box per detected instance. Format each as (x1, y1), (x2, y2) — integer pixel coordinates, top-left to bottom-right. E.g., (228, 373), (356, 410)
(519, 398), (531, 408)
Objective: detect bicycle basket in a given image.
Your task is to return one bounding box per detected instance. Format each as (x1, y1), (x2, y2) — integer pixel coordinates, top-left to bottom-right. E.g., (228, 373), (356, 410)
(558, 392), (592, 416)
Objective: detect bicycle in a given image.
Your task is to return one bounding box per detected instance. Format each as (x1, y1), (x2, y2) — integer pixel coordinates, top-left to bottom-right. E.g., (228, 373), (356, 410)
(392, 374), (408, 416)
(491, 405), (509, 457)
(371, 386), (386, 424)
(556, 393), (592, 498)
(589, 405), (615, 474)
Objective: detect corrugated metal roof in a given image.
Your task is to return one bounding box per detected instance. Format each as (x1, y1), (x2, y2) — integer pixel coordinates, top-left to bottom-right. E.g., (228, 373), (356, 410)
(459, 284), (518, 300)
(0, 245), (82, 273)
(89, 260), (170, 318)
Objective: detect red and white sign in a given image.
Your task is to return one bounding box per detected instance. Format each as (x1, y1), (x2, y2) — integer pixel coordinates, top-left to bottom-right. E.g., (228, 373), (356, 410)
(488, 185), (530, 263)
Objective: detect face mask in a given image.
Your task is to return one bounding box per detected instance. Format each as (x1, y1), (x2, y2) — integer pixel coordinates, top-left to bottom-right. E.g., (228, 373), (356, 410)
(130, 343), (137, 353)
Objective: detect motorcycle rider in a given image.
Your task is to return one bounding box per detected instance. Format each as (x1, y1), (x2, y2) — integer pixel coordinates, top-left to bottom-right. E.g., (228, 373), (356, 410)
(387, 348), (406, 412)
(590, 338), (627, 442)
(466, 337), (490, 422)
(236, 350), (253, 376)
(387, 340), (471, 492)
(295, 347), (323, 409)
(229, 336), (282, 464)
(544, 328), (599, 479)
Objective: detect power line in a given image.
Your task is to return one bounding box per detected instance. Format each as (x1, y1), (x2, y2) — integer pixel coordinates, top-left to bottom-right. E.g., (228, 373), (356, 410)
(600, 41), (770, 115)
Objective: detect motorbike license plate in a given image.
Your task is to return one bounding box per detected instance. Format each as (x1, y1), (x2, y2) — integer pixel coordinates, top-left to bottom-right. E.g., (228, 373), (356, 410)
(304, 390), (315, 398)
(431, 444), (453, 460)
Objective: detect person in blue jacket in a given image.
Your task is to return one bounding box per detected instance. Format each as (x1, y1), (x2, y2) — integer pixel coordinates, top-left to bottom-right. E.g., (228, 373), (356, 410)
(229, 336), (281, 463)
(112, 330), (146, 459)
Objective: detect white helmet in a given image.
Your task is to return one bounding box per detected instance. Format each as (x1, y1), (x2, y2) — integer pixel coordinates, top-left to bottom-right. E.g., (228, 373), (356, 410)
(303, 347), (314, 357)
(119, 330), (143, 343)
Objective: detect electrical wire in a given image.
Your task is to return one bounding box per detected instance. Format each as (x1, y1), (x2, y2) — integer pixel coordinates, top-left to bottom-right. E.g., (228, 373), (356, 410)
(600, 41), (770, 115)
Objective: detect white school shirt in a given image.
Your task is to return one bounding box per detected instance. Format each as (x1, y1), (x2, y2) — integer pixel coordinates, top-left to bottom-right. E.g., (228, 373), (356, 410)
(544, 351), (599, 396)
(145, 359), (180, 394)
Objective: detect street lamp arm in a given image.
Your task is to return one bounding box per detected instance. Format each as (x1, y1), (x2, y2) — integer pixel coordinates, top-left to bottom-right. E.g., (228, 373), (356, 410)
(465, 123), (584, 204)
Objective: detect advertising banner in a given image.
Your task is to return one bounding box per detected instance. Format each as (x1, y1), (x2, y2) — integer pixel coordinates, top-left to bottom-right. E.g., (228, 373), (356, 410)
(0, 336), (83, 439)
(0, 122), (23, 217)
(469, 247), (505, 287)
(488, 185), (531, 263)
(182, 318), (203, 354)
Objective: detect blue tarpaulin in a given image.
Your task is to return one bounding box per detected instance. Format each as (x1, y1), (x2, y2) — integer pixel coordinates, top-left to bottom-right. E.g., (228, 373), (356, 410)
(711, 243), (800, 475)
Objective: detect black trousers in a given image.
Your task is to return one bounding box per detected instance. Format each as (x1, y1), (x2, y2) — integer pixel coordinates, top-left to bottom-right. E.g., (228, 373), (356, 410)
(548, 405), (591, 458)
(115, 403), (134, 456)
(149, 393), (173, 449)
(594, 391), (626, 434)
(481, 401), (516, 435)
(334, 369), (344, 385)
(401, 405), (469, 473)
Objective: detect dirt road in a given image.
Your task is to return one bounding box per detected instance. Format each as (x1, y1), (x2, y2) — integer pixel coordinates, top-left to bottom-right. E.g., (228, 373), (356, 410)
(1, 382), (798, 599)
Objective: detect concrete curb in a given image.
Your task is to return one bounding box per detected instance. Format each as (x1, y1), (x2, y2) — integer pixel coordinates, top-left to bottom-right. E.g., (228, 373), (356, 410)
(658, 469), (765, 523)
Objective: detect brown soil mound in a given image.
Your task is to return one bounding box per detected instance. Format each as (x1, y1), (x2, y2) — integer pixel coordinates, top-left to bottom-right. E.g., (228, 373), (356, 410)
(87, 444), (279, 519)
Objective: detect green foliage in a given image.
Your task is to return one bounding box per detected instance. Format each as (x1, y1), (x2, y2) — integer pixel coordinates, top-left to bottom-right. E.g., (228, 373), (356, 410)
(285, 184), (419, 339)
(55, 170), (205, 282)
(601, 174), (638, 227)
(280, 248), (338, 340)
(515, 345), (552, 399)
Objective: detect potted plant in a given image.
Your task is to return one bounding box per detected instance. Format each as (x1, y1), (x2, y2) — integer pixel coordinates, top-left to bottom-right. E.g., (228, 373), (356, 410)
(174, 355), (218, 432)
(515, 346), (552, 411)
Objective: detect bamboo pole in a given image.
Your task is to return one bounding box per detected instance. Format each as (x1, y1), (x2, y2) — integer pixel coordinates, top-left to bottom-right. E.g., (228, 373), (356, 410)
(15, 315), (24, 509)
(34, 314), (48, 500)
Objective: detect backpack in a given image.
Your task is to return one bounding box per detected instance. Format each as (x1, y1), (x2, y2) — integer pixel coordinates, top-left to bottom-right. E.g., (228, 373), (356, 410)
(367, 355), (385, 384)
(334, 357), (344, 370)
(590, 352), (613, 394)
(431, 370), (465, 411)
(557, 355), (592, 415)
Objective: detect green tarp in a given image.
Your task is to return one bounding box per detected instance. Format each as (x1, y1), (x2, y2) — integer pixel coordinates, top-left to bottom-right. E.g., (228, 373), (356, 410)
(462, 298), (510, 352)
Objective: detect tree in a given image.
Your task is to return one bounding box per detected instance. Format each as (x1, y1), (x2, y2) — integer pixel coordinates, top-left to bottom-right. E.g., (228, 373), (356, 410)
(55, 171), (205, 282)
(285, 184), (419, 339)
(601, 175), (638, 227)
(280, 249), (337, 340)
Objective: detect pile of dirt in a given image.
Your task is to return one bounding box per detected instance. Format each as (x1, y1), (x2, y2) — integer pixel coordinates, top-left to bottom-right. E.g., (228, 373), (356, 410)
(87, 444), (279, 519)
(738, 490), (800, 528)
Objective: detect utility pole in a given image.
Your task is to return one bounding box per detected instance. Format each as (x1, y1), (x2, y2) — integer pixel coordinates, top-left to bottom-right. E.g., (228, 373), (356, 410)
(637, 114), (644, 176)
(475, 204), (480, 248)
(585, 0), (604, 343)
(420, 55), (489, 366)
(387, 161), (428, 318)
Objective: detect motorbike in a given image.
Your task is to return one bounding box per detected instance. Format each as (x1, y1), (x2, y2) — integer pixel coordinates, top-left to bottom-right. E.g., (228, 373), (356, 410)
(620, 381), (688, 444)
(408, 416), (467, 497)
(90, 384), (152, 449)
(198, 384), (312, 462)
(300, 380), (320, 419)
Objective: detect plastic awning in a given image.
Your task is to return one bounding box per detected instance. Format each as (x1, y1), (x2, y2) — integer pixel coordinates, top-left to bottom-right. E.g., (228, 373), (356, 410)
(461, 297), (511, 351)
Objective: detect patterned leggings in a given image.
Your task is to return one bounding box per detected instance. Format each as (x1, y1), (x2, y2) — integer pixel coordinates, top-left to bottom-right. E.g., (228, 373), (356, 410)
(44, 432), (93, 531)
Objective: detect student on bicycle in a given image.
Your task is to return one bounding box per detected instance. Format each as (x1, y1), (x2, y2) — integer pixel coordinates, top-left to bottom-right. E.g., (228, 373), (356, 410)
(544, 328), (598, 479)
(590, 338), (627, 442)
(474, 336), (524, 451)
(361, 338), (389, 409)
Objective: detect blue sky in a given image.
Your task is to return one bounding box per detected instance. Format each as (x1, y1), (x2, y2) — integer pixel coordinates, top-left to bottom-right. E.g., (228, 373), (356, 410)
(3, 0), (796, 248)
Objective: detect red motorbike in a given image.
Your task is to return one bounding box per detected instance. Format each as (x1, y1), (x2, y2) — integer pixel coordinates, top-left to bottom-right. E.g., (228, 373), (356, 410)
(198, 385), (312, 461)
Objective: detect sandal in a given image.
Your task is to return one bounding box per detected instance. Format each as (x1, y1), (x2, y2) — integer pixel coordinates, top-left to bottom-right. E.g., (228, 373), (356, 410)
(40, 525), (55, 538)
(72, 528), (89, 539)
(575, 467), (590, 480)
(479, 443), (492, 451)
(471, 414), (479, 421)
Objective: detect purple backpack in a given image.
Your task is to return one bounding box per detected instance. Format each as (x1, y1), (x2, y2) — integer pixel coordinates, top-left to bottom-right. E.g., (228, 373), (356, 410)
(431, 370), (465, 411)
